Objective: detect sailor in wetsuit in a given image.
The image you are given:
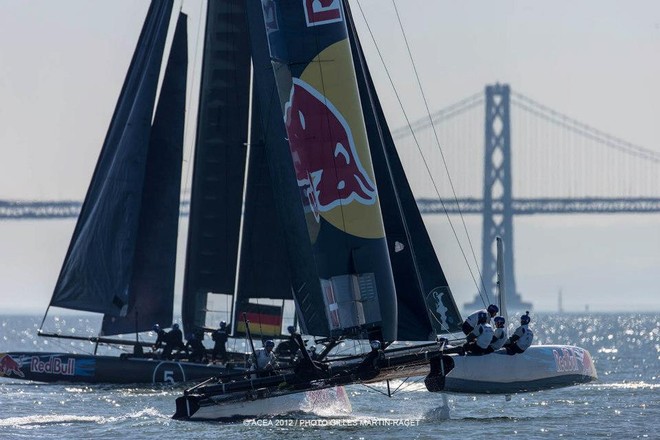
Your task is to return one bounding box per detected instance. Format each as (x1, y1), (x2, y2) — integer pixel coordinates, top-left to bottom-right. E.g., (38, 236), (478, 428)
(186, 331), (208, 363)
(167, 323), (187, 359)
(152, 324), (167, 358)
(211, 321), (229, 363)
(463, 311), (495, 355)
(462, 304), (499, 335)
(504, 311), (534, 355)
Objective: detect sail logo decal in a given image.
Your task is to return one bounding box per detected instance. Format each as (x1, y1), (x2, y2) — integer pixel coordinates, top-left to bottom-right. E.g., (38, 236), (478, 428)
(0, 354), (25, 378)
(431, 288), (450, 329)
(284, 77), (377, 221)
(425, 286), (457, 333)
(303, 0), (343, 27)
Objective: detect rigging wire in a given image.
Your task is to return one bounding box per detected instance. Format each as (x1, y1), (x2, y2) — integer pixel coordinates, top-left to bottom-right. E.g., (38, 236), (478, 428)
(354, 0), (489, 306)
(390, 0), (488, 306)
(360, 375), (424, 397)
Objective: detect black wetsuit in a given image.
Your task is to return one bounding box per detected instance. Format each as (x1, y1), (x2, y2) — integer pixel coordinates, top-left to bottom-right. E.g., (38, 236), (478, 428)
(212, 327), (228, 362)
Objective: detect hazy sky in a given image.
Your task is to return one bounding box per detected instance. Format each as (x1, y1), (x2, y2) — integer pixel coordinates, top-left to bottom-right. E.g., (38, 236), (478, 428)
(0, 0), (659, 314)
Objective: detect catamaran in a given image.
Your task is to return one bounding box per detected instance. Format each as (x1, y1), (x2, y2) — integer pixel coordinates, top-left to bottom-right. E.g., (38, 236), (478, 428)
(2, 1), (278, 384)
(1, 0), (597, 414)
(169, 0), (596, 420)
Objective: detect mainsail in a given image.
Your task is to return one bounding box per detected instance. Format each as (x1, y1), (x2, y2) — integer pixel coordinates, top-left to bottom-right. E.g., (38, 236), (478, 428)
(102, 12), (188, 336)
(186, 0), (462, 344)
(258, 0), (398, 341)
(49, 1), (182, 331)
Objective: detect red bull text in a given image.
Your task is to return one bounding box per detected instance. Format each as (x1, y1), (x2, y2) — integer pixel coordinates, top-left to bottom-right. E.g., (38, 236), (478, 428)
(30, 356), (75, 376)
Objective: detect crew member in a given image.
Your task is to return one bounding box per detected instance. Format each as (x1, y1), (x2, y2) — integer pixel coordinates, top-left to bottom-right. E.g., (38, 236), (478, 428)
(186, 331), (207, 363)
(168, 323), (187, 359)
(489, 316), (508, 351)
(275, 326), (300, 364)
(462, 304), (499, 335)
(152, 324), (167, 358)
(504, 311), (534, 355)
(211, 321), (229, 363)
(252, 340), (278, 377)
(463, 311), (495, 355)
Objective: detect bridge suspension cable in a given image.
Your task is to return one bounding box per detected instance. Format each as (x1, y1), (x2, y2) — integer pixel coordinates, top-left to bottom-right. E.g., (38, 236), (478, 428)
(511, 91), (660, 163)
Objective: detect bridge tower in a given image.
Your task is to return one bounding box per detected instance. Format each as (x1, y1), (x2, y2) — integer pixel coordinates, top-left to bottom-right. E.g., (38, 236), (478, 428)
(464, 84), (532, 312)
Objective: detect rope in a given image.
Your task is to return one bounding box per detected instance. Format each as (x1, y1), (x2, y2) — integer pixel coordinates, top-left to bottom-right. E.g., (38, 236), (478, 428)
(355, 0), (488, 304)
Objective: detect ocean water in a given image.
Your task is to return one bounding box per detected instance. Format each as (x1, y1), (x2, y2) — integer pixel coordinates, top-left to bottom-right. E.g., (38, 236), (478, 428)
(1, 313), (658, 439)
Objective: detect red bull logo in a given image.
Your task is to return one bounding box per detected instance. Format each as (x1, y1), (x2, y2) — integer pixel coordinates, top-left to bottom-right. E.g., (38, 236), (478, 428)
(30, 356), (75, 376)
(284, 77), (377, 222)
(553, 348), (579, 373)
(303, 0), (343, 27)
(0, 353), (25, 378)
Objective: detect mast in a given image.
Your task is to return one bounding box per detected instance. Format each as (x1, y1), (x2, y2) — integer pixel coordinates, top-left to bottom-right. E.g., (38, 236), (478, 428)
(496, 236), (509, 323)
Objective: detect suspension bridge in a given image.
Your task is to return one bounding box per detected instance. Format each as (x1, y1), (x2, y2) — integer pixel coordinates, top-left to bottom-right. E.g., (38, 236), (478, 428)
(2, 83), (659, 310)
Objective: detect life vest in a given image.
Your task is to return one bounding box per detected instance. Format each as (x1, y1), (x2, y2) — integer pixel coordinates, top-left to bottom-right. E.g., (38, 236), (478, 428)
(465, 309), (488, 328)
(513, 324), (534, 351)
(472, 323), (495, 349)
(254, 348), (276, 369)
(490, 327), (508, 350)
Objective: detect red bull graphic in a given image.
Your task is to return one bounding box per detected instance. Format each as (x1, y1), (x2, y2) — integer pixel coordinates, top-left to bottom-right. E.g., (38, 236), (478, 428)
(553, 347), (595, 375)
(260, 0), (398, 340)
(0, 353), (25, 378)
(303, 0), (343, 27)
(284, 77), (377, 222)
(30, 356), (76, 376)
(553, 348), (579, 373)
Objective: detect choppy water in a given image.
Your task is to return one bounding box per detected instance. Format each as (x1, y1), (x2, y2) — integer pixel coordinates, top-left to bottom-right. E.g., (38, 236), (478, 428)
(1, 313), (658, 439)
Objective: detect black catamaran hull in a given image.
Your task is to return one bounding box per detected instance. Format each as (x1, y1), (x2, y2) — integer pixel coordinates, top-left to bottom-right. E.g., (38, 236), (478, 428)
(0, 352), (243, 384)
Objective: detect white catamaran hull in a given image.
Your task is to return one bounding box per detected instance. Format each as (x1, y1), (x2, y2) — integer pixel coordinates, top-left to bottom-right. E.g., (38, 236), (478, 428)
(444, 345), (597, 394)
(184, 386), (351, 421)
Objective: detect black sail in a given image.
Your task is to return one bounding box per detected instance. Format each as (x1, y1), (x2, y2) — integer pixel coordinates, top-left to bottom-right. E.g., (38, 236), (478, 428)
(345, 2), (462, 336)
(181, 0), (251, 333)
(49, 0), (175, 316)
(242, 0), (322, 332)
(101, 12), (188, 336)
(233, 101), (294, 304)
